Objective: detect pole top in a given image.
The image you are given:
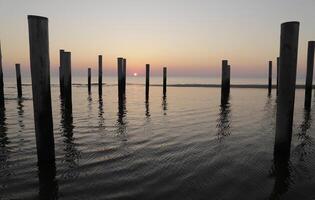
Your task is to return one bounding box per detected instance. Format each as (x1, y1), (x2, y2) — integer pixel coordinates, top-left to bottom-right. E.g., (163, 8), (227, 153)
(28, 15), (48, 21)
(308, 41), (315, 45)
(281, 21), (299, 27)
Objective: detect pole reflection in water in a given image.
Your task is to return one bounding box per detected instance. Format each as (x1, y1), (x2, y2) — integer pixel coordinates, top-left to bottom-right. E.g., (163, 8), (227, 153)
(116, 96), (127, 136)
(98, 96), (105, 128)
(217, 92), (231, 140)
(145, 100), (150, 118)
(295, 110), (312, 161)
(87, 94), (92, 117)
(17, 99), (25, 132)
(38, 162), (58, 200)
(0, 108), (9, 179)
(162, 96), (168, 115)
(269, 147), (292, 199)
(60, 97), (80, 180)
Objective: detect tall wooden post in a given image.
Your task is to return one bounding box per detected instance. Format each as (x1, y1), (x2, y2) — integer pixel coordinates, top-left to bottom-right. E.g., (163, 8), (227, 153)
(98, 55), (102, 95)
(221, 60), (230, 93)
(117, 57), (124, 100)
(275, 21), (300, 156)
(163, 67), (167, 97)
(28, 15), (55, 164)
(145, 64), (150, 100)
(268, 61), (272, 94)
(59, 49), (64, 97)
(304, 41), (315, 110)
(0, 42), (4, 109)
(15, 63), (22, 98)
(88, 68), (91, 94)
(63, 51), (72, 113)
(123, 58), (126, 94)
(276, 57), (280, 96)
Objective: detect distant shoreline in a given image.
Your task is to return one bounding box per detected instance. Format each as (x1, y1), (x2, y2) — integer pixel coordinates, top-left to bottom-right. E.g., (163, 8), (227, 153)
(22, 83), (311, 89)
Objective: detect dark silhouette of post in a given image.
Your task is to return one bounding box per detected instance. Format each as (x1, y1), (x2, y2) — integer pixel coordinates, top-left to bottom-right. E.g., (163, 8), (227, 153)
(117, 57), (124, 100)
(15, 63), (22, 98)
(275, 21), (300, 156)
(0, 42), (4, 109)
(63, 51), (72, 113)
(88, 68), (91, 94)
(98, 55), (102, 95)
(221, 60), (230, 93)
(28, 15), (55, 164)
(123, 58), (126, 94)
(59, 49), (64, 97)
(268, 61), (272, 94)
(276, 57), (280, 96)
(227, 65), (231, 93)
(163, 67), (167, 97)
(304, 41), (315, 110)
(145, 64), (150, 100)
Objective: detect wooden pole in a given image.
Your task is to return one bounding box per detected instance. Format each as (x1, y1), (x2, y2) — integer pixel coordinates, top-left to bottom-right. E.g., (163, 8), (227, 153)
(0, 42), (4, 109)
(15, 63), (22, 98)
(276, 57), (280, 96)
(275, 21), (300, 156)
(227, 64), (231, 94)
(304, 41), (315, 110)
(145, 64), (150, 100)
(59, 49), (64, 97)
(268, 61), (272, 94)
(98, 55), (102, 95)
(221, 60), (230, 94)
(123, 58), (126, 94)
(163, 67), (167, 97)
(63, 51), (72, 113)
(88, 68), (91, 94)
(28, 15), (55, 164)
(117, 57), (124, 100)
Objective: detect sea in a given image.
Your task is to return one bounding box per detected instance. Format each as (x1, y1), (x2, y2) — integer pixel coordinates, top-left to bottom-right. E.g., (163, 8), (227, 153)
(0, 76), (315, 200)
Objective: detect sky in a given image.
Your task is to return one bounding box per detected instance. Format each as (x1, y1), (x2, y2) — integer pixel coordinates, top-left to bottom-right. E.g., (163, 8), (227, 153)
(0, 0), (314, 78)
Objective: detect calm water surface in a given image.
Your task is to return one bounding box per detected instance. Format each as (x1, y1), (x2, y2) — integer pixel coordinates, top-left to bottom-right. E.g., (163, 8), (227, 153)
(0, 77), (315, 199)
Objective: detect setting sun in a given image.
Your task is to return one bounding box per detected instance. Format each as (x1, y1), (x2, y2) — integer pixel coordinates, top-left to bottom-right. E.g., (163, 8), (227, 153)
(133, 73), (138, 77)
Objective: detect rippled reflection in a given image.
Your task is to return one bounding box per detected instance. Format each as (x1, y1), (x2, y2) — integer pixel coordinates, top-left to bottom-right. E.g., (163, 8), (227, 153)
(162, 96), (167, 115)
(269, 108), (297, 199)
(145, 100), (150, 118)
(60, 98), (81, 180)
(295, 110), (312, 161)
(217, 94), (231, 140)
(116, 97), (127, 136)
(17, 99), (25, 132)
(98, 96), (105, 128)
(269, 150), (292, 199)
(0, 109), (9, 179)
(38, 162), (58, 200)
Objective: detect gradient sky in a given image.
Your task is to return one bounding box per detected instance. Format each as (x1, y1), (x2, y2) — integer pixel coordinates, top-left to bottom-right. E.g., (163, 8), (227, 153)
(0, 0), (314, 78)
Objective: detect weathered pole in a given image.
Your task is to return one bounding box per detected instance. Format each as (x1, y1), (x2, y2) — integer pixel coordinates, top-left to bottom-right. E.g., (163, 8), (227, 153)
(268, 61), (272, 94)
(227, 65), (231, 93)
(0, 42), (4, 109)
(276, 57), (280, 96)
(275, 21), (300, 157)
(15, 63), (22, 98)
(304, 41), (315, 110)
(145, 64), (150, 100)
(163, 67), (167, 97)
(59, 49), (64, 97)
(98, 55), (102, 96)
(88, 68), (91, 94)
(28, 15), (55, 164)
(123, 58), (126, 94)
(221, 60), (230, 94)
(63, 51), (72, 113)
(117, 57), (124, 100)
